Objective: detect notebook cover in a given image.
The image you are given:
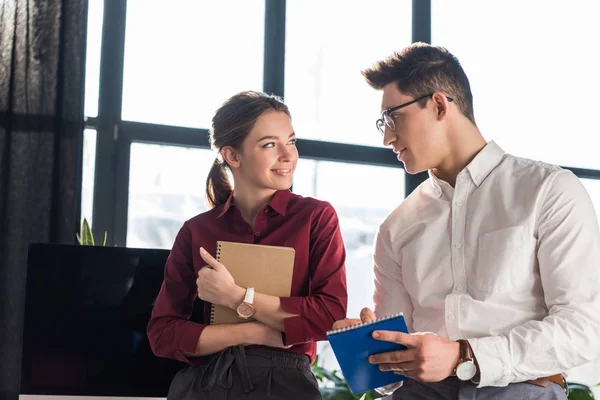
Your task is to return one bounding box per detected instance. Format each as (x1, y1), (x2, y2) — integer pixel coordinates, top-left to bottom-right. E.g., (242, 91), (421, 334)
(209, 241), (295, 325)
(326, 312), (409, 394)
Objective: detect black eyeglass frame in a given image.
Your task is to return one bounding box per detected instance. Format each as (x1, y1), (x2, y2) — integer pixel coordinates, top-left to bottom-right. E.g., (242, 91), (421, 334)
(376, 93), (454, 135)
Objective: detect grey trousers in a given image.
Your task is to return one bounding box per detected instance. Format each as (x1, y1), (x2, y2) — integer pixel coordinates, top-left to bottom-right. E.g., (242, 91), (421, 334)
(167, 346), (322, 400)
(391, 377), (567, 400)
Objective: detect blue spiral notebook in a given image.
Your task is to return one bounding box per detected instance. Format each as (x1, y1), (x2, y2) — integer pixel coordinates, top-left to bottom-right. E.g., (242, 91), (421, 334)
(326, 312), (409, 394)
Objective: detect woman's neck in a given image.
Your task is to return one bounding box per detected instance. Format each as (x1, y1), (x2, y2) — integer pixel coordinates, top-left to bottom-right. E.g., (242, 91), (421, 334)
(232, 185), (277, 228)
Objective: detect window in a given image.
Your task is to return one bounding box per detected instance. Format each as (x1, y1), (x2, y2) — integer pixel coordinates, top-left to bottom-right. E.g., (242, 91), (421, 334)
(568, 178), (600, 395)
(81, 129), (97, 225)
(293, 159), (404, 318)
(285, 0), (412, 147)
(293, 158), (404, 370)
(580, 178), (600, 226)
(127, 143), (216, 248)
(432, 0), (600, 169)
(121, 1), (265, 129)
(83, 0), (103, 117)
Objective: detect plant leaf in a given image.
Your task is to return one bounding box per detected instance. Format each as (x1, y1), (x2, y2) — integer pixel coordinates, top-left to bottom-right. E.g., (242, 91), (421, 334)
(76, 232), (82, 245)
(101, 231), (107, 246)
(311, 366), (345, 385)
(567, 382), (595, 400)
(81, 218), (95, 246)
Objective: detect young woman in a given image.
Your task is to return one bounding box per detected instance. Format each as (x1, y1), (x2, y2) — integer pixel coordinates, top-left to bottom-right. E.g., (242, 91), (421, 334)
(147, 91), (348, 399)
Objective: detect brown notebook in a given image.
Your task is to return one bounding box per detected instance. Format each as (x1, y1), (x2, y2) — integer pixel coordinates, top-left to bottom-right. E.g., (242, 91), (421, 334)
(209, 241), (295, 325)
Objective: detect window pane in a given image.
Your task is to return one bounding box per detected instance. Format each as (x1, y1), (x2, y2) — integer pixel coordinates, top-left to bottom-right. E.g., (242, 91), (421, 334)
(127, 143), (215, 249)
(81, 129), (97, 226)
(293, 159), (404, 370)
(580, 178), (600, 227)
(293, 159), (404, 316)
(84, 0), (103, 117)
(285, 0), (412, 147)
(564, 177), (600, 394)
(122, 1), (265, 129)
(432, 1), (600, 169)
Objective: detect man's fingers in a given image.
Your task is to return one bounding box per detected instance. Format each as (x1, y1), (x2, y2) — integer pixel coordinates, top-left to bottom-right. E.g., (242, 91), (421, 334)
(378, 361), (418, 374)
(331, 318), (361, 331)
(360, 307), (376, 323)
(199, 247), (222, 270)
(372, 330), (419, 347)
(369, 348), (416, 364)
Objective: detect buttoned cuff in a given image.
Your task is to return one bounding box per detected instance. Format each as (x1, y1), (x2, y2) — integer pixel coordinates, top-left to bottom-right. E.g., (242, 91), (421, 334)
(467, 336), (511, 387)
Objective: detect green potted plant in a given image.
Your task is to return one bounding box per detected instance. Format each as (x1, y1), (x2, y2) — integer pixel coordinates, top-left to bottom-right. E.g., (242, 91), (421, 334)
(311, 355), (383, 400)
(567, 381), (598, 400)
(76, 218), (107, 246)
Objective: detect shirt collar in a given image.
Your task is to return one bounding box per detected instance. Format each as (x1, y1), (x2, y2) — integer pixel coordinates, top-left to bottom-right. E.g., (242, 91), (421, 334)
(428, 141), (505, 195)
(465, 140), (505, 187)
(216, 189), (292, 218)
(268, 189), (292, 216)
(428, 171), (452, 198)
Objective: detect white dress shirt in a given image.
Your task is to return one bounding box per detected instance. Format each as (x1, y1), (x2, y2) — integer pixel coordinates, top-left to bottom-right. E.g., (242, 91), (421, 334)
(373, 141), (600, 387)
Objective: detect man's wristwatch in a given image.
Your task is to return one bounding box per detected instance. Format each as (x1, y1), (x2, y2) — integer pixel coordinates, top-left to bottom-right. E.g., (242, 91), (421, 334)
(454, 339), (478, 381)
(236, 287), (255, 319)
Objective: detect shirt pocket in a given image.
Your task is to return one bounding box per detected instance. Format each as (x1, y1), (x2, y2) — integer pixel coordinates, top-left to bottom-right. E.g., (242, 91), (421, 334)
(475, 226), (528, 293)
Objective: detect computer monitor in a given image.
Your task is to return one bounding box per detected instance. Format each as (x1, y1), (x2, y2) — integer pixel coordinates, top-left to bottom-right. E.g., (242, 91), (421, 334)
(20, 243), (185, 398)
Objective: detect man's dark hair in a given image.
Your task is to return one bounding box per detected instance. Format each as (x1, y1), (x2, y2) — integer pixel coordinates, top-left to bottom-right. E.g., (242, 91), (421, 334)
(362, 42), (475, 124)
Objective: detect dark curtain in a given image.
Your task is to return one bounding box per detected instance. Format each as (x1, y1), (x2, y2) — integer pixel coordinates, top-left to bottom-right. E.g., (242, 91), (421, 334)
(0, 1), (87, 398)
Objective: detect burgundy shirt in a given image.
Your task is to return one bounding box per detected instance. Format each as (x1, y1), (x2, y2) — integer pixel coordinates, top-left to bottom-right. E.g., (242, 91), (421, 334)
(147, 190), (348, 365)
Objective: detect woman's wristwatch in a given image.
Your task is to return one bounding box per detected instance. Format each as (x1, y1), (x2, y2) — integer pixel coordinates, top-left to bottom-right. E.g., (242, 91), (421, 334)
(236, 287), (256, 319)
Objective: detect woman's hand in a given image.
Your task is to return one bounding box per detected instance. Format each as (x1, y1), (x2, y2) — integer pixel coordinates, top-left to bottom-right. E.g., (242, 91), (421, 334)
(243, 322), (292, 349)
(196, 247), (245, 308)
(331, 307), (377, 330)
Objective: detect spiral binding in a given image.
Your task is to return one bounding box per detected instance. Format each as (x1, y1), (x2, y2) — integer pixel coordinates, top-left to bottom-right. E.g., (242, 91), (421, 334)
(326, 312), (404, 336)
(209, 242), (224, 325)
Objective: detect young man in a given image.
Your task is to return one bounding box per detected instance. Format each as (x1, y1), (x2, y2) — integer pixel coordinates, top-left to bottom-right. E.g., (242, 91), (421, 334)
(333, 43), (600, 399)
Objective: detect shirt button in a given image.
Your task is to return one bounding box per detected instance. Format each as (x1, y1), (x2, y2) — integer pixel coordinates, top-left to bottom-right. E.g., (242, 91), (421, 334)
(454, 201), (462, 207)
(264, 208), (268, 212)
(455, 285), (464, 292)
(454, 243), (461, 249)
(447, 313), (455, 321)
(254, 232), (260, 236)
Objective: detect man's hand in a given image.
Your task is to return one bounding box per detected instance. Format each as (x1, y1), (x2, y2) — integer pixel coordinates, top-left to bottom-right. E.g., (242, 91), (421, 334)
(368, 331), (460, 382)
(197, 247), (245, 308)
(331, 307), (377, 330)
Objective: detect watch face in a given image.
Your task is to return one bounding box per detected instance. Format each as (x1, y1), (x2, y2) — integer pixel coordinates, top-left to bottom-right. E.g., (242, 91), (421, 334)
(456, 361), (477, 381)
(237, 302), (255, 319)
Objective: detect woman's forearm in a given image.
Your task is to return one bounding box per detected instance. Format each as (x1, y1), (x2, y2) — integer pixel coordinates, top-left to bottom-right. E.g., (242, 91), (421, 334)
(182, 321), (287, 357)
(182, 323), (248, 357)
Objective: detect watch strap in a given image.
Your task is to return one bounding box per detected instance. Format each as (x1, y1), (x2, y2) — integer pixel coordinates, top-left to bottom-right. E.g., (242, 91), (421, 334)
(243, 287), (255, 304)
(458, 339), (473, 362)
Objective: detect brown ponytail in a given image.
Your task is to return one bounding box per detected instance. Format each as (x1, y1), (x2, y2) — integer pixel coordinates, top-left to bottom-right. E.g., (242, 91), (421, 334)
(205, 158), (233, 209)
(205, 91), (290, 209)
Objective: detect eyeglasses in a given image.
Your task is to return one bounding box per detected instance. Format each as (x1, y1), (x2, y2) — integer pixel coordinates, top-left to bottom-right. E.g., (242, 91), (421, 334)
(375, 93), (454, 135)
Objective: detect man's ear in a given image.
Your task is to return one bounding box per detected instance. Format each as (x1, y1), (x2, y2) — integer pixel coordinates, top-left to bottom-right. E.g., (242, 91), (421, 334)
(432, 92), (449, 119)
(221, 146), (241, 168)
